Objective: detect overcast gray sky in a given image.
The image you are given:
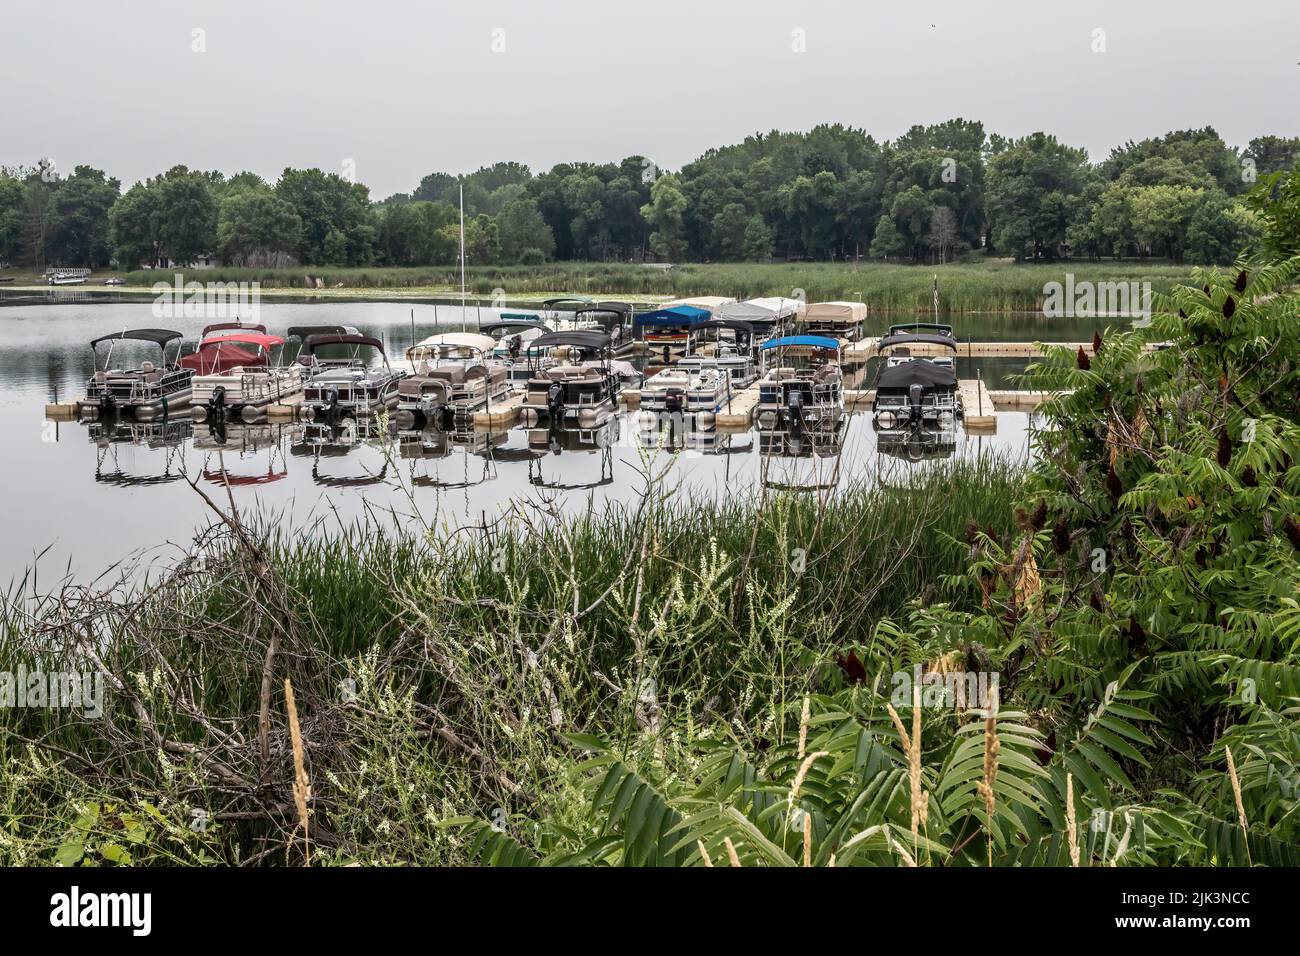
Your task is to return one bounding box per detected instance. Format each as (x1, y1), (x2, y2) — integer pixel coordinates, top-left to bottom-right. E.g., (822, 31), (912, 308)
(3, 0), (1297, 198)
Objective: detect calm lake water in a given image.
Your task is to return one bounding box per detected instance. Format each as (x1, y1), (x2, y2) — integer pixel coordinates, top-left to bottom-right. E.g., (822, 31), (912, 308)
(0, 296), (1113, 586)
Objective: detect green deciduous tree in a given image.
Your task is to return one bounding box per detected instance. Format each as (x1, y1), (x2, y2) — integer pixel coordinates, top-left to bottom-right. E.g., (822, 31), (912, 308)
(641, 173), (688, 262)
(986, 133), (1093, 260)
(42, 166), (120, 267)
(216, 187), (303, 267)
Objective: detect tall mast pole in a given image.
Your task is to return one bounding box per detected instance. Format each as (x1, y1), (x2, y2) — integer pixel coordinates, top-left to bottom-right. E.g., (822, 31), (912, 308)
(459, 184), (467, 333)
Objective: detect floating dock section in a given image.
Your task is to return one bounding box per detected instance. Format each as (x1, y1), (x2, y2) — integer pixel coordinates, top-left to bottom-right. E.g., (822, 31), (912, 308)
(715, 386), (762, 429)
(472, 392), (526, 429)
(844, 339), (1157, 361)
(958, 379), (997, 431)
(267, 394), (305, 419)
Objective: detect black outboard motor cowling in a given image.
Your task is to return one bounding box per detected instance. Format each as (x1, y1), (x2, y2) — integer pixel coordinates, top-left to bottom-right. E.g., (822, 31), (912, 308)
(786, 387), (805, 432)
(208, 385), (227, 417)
(908, 382), (924, 426)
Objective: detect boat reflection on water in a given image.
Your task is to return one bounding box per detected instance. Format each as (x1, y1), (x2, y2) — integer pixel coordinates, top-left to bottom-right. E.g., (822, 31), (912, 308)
(635, 410), (754, 458)
(291, 416), (392, 487)
(87, 415), (191, 486)
(874, 421), (958, 464)
(758, 419), (844, 493)
(526, 419), (618, 490)
(193, 420), (292, 486)
(396, 422), (504, 489)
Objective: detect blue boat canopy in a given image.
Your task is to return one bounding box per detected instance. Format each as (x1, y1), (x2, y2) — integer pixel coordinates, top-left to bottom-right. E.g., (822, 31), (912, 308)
(760, 335), (841, 351)
(634, 305), (710, 327)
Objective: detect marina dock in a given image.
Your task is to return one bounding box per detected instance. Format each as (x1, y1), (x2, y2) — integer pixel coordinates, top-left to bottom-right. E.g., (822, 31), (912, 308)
(267, 395), (304, 418)
(715, 385), (763, 429)
(472, 392), (526, 428)
(843, 338), (1157, 361)
(957, 378), (997, 430)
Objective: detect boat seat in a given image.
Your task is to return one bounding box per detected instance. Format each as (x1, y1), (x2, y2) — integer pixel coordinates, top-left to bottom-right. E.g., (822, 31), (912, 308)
(426, 367), (466, 383)
(141, 361), (155, 373)
(546, 366), (589, 381)
(465, 365), (507, 384)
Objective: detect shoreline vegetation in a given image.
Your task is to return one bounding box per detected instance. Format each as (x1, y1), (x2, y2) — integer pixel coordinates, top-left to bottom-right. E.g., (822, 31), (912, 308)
(0, 260), (1195, 314)
(2, 176), (1298, 866)
(0, 457), (1026, 865)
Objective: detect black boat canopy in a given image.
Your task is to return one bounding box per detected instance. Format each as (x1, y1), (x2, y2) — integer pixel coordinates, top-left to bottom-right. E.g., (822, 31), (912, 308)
(303, 333), (387, 353)
(692, 319), (755, 335)
(530, 330), (611, 351)
(875, 361), (958, 390)
(575, 301), (631, 316)
(878, 332), (959, 350)
(888, 322), (954, 336)
(203, 321), (267, 336)
(480, 319), (549, 335)
(287, 325), (359, 340)
(90, 329), (183, 349)
(542, 296), (595, 310)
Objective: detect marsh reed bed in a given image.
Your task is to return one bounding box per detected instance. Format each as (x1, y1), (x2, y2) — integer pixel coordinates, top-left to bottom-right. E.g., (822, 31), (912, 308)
(120, 261), (1190, 314)
(0, 455), (1022, 865)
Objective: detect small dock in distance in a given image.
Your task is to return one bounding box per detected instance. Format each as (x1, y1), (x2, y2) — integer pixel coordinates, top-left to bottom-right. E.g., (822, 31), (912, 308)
(843, 338), (1157, 362)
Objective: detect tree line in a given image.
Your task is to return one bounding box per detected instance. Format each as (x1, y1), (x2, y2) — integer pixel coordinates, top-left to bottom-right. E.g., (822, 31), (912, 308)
(1, 122), (1297, 271)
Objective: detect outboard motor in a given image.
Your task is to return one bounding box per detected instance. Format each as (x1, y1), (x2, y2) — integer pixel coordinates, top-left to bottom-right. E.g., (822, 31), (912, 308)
(546, 381), (564, 419)
(323, 386), (341, 419)
(786, 388), (805, 433)
(665, 387), (684, 414)
(662, 345), (670, 365)
(508, 334), (522, 360)
(208, 385), (227, 419)
(907, 382), (924, 426)
(98, 392), (116, 415)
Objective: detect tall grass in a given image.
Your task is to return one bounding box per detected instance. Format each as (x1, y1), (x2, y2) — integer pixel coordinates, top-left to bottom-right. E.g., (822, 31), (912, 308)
(0, 455), (1024, 864)
(117, 260), (1193, 314)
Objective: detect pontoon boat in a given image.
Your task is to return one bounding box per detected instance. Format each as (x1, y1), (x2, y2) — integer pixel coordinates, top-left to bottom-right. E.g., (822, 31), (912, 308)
(479, 318), (552, 384)
(804, 301), (868, 340)
(298, 333), (405, 418)
(714, 298), (803, 343)
(635, 304), (712, 363)
(636, 319), (756, 429)
(519, 331), (622, 428)
(754, 335), (844, 434)
(79, 329), (192, 419)
(879, 323), (958, 370)
(398, 332), (511, 424)
(871, 358), (959, 432)
(188, 332), (307, 421)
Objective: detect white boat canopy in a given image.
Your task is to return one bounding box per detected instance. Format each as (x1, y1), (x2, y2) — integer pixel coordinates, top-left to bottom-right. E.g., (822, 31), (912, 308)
(805, 301), (868, 324)
(660, 296), (736, 314)
(410, 332), (498, 354)
(408, 330), (499, 356)
(716, 297), (806, 322)
(745, 296), (806, 318)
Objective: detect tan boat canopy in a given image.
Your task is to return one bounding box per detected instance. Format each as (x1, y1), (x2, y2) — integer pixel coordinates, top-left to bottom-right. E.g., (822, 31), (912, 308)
(805, 301), (868, 324)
